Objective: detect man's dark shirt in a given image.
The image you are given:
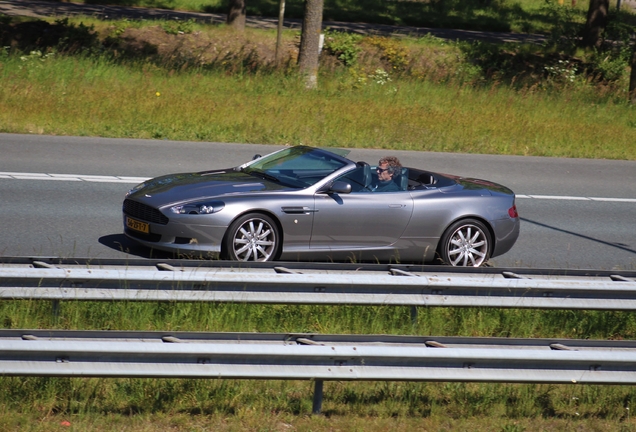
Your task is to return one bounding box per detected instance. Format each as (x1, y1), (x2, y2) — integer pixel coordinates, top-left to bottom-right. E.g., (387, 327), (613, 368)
(372, 179), (400, 192)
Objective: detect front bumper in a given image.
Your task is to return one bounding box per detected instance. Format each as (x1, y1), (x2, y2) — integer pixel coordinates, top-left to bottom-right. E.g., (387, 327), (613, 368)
(123, 214), (227, 255)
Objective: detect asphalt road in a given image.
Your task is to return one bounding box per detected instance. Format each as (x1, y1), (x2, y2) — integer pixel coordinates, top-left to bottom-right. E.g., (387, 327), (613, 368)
(1, 133), (635, 270)
(0, 0), (548, 44)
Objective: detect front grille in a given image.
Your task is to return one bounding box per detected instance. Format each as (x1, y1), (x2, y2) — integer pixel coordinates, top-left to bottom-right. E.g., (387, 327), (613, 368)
(123, 199), (169, 225)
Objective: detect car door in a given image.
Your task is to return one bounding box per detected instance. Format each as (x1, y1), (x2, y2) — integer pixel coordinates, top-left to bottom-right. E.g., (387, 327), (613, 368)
(310, 187), (414, 250)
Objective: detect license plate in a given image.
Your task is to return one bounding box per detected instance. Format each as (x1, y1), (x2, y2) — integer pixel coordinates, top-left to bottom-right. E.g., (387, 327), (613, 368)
(126, 216), (149, 234)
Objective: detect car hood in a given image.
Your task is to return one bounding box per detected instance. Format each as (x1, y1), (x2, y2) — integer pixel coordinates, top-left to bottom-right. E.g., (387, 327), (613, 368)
(127, 170), (290, 207)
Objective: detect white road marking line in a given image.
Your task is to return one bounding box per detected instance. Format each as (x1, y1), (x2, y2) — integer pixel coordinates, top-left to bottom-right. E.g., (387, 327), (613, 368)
(587, 197), (636, 203)
(8, 175), (81, 181)
(0, 172), (149, 183)
(521, 194), (589, 201)
(1, 172), (635, 203)
(517, 195), (636, 203)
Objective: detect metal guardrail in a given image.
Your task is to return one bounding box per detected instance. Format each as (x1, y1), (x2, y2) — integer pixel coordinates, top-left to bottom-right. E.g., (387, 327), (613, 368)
(3, 330), (636, 383)
(3, 256), (636, 277)
(0, 263), (635, 309)
(2, 260), (636, 413)
(4, 329), (636, 413)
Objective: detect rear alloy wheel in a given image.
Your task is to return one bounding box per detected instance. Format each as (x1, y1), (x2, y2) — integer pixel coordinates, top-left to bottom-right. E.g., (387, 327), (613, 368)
(439, 219), (491, 267)
(225, 213), (280, 262)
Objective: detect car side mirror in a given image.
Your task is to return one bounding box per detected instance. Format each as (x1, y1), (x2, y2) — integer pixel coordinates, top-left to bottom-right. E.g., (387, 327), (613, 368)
(328, 181), (352, 194)
(252, 154), (262, 160)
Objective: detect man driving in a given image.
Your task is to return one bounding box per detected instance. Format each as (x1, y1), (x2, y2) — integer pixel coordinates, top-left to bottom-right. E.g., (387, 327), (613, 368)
(372, 156), (402, 192)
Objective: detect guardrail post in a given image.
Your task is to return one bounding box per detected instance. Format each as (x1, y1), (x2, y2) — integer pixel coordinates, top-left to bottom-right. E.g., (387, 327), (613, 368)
(51, 300), (60, 322)
(411, 306), (418, 326)
(312, 379), (324, 414)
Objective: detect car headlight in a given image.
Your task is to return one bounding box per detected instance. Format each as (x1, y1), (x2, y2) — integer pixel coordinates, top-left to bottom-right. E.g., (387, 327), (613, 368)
(170, 201), (225, 215)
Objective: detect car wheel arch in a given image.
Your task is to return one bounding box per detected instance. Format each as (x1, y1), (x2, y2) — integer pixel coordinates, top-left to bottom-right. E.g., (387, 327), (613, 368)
(221, 210), (284, 260)
(436, 216), (495, 266)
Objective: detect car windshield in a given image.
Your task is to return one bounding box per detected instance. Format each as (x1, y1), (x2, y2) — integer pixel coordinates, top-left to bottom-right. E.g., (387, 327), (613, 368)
(242, 146), (350, 188)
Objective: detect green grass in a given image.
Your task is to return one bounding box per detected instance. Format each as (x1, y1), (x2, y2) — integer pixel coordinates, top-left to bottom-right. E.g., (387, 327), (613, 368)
(1, 52), (635, 159)
(3, 300), (636, 429)
(6, 300), (636, 342)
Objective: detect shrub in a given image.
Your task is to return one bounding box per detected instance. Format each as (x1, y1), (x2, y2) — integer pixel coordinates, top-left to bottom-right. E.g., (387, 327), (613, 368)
(364, 35), (410, 72)
(540, 0), (583, 52)
(160, 18), (196, 35)
(323, 29), (363, 67)
(0, 17), (99, 54)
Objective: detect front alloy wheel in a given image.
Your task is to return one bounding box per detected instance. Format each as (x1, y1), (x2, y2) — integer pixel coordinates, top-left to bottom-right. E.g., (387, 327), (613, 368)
(225, 213), (280, 262)
(439, 219), (491, 267)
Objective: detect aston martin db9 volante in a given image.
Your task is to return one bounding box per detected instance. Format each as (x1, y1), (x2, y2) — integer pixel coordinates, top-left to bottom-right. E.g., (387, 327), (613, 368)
(123, 146), (519, 266)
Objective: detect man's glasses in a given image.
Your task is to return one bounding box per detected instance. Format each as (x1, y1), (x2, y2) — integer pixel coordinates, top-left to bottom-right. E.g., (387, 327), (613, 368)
(376, 167), (389, 173)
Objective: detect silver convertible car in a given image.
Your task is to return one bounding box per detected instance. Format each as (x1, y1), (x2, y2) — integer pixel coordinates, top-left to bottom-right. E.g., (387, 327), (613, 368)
(123, 146), (519, 266)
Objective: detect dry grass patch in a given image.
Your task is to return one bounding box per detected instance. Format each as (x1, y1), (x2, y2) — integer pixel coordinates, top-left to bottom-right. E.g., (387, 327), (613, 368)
(108, 25), (299, 70)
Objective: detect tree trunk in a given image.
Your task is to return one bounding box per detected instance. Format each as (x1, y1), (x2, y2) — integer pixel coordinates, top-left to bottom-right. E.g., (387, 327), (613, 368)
(275, 0), (286, 65)
(227, 0), (246, 31)
(297, 0), (324, 89)
(581, 0), (609, 48)
(629, 40), (636, 103)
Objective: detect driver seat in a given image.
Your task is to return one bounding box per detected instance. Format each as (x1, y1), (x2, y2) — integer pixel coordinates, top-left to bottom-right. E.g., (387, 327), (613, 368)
(392, 167), (409, 191)
(349, 161), (371, 192)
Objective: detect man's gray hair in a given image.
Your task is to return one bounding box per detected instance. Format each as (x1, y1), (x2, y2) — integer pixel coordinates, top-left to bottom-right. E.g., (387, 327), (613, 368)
(379, 156), (402, 175)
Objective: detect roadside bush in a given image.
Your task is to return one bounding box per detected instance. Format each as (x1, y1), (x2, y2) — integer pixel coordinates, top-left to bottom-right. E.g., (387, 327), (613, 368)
(364, 35), (410, 72)
(544, 58), (578, 84)
(459, 41), (550, 86)
(0, 18), (99, 54)
(587, 50), (630, 82)
(540, 0), (583, 52)
(160, 18), (196, 35)
(584, 14), (635, 82)
(323, 29), (362, 67)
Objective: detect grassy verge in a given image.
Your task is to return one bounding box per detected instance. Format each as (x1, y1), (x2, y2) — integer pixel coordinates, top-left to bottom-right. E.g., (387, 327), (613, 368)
(3, 300), (636, 430)
(1, 51), (635, 159)
(4, 410), (635, 431)
(1, 11), (635, 160)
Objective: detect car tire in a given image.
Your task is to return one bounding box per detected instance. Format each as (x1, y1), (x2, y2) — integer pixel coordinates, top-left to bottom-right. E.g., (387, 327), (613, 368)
(224, 213), (280, 262)
(438, 218), (492, 267)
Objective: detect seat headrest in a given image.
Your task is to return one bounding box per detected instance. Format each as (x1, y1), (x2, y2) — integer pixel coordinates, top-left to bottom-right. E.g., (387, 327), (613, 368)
(394, 167), (408, 191)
